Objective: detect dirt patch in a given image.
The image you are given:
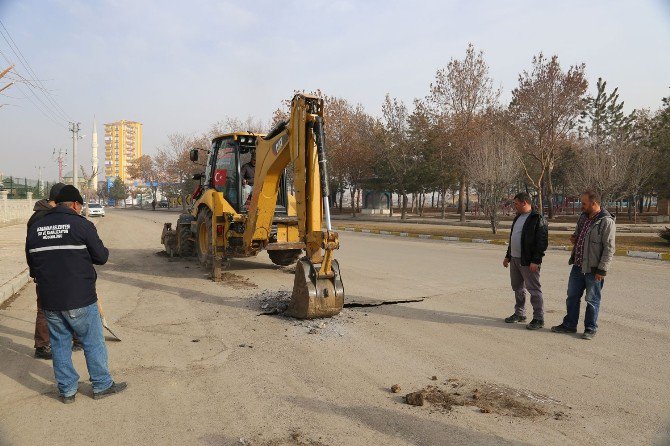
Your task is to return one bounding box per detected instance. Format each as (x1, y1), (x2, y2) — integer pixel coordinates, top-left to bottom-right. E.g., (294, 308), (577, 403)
(238, 430), (328, 446)
(403, 380), (566, 419)
(253, 290), (292, 314)
(218, 272), (258, 290)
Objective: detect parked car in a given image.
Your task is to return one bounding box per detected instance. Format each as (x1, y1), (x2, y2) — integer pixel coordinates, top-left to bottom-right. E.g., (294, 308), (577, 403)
(158, 200), (169, 208)
(85, 203), (105, 217)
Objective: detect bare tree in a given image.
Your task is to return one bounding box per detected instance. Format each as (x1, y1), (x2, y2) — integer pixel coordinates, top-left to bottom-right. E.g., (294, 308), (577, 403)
(78, 166), (99, 203)
(343, 105), (379, 217)
(466, 111), (520, 233)
(208, 116), (266, 140)
(155, 133), (198, 211)
(510, 53), (588, 218)
(428, 43), (500, 221)
(379, 94), (418, 220)
(127, 154), (160, 201)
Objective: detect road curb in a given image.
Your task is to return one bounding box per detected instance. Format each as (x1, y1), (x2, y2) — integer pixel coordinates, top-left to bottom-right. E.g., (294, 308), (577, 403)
(334, 226), (670, 262)
(0, 268), (30, 308)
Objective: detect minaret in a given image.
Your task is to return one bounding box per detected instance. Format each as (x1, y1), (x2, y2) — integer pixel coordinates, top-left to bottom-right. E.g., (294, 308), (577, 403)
(91, 117), (99, 191)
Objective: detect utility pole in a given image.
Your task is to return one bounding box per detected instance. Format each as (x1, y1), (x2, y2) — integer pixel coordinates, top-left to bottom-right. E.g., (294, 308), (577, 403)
(52, 148), (67, 182)
(69, 122), (82, 187)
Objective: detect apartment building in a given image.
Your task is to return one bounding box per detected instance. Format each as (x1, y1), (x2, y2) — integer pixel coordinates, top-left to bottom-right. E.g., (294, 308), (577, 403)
(104, 120), (143, 183)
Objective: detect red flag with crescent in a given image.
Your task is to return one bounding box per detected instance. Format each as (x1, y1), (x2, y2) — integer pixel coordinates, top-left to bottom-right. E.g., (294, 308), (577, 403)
(214, 169), (227, 187)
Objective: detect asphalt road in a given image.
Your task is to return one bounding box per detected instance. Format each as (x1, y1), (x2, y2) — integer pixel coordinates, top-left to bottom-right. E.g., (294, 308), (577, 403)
(1, 208), (669, 446)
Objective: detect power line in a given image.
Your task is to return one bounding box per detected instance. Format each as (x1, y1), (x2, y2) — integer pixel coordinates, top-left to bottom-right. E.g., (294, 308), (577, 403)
(0, 48), (67, 129)
(0, 20), (72, 124)
(0, 19), (72, 122)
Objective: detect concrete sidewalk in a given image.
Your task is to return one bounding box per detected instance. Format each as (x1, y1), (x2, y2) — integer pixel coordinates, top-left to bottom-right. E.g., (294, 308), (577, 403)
(0, 223), (30, 307)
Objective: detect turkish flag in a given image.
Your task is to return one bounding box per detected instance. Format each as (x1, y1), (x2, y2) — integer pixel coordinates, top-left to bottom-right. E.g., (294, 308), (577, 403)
(214, 169), (227, 187)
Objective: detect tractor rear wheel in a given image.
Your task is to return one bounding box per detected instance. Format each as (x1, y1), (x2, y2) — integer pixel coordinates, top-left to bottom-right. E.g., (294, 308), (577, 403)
(268, 249), (302, 266)
(177, 224), (195, 257)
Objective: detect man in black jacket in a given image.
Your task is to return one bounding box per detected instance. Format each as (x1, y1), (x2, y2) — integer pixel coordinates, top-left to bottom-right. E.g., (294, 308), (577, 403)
(503, 192), (549, 330)
(27, 182), (64, 359)
(26, 185), (126, 403)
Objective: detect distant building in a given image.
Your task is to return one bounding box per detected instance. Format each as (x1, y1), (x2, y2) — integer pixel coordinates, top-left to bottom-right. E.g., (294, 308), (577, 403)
(104, 120), (143, 184)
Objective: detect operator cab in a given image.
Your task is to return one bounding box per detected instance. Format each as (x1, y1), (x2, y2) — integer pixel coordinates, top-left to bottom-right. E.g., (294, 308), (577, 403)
(201, 132), (289, 214)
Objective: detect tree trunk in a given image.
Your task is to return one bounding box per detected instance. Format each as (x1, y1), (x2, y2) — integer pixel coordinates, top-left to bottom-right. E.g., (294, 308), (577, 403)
(459, 178), (466, 222)
(431, 191), (435, 209)
(356, 189), (361, 213)
(401, 193), (408, 220)
(440, 188), (447, 219)
(547, 169), (555, 219)
(350, 189), (356, 218)
(536, 182), (544, 217)
(490, 206), (498, 234)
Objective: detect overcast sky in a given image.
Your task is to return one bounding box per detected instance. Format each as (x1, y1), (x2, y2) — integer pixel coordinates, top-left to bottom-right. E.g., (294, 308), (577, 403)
(1, 0), (669, 181)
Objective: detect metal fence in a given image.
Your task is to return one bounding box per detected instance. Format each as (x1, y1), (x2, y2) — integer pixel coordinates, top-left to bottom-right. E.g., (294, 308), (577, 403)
(0, 176), (54, 200)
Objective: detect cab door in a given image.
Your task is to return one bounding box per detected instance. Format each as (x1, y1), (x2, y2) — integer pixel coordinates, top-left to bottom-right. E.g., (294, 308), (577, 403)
(212, 140), (241, 212)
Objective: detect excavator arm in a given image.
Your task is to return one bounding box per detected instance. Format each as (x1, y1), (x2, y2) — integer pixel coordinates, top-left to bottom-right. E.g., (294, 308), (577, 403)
(243, 93), (344, 318)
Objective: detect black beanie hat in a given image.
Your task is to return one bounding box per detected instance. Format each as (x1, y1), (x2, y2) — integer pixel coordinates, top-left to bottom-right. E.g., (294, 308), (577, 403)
(48, 182), (66, 201)
(54, 185), (84, 204)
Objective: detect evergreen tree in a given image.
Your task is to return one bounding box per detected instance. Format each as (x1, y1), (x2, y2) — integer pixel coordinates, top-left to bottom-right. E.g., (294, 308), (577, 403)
(579, 77), (635, 145)
(649, 96), (670, 199)
(109, 178), (129, 204)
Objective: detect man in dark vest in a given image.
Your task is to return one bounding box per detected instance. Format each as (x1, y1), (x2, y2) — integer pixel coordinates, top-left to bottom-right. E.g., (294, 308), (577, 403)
(26, 185), (126, 403)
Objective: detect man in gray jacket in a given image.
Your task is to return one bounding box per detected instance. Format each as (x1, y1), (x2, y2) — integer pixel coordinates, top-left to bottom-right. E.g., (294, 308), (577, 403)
(552, 190), (616, 340)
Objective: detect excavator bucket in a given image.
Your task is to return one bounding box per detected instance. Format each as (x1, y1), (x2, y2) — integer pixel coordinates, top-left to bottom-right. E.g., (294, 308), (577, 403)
(286, 258), (344, 319)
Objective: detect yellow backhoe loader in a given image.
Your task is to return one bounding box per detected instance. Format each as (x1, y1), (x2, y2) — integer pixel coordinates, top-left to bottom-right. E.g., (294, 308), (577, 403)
(161, 93), (344, 319)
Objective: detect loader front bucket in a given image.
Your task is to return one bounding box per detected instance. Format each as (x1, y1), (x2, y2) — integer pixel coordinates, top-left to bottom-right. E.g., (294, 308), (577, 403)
(286, 258), (344, 319)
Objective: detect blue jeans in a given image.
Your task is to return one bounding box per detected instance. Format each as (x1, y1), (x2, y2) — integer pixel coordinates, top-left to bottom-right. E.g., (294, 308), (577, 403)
(43, 302), (113, 397)
(562, 265), (604, 331)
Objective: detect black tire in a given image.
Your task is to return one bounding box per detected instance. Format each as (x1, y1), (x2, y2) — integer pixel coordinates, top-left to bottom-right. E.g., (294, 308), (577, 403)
(268, 249), (302, 266)
(196, 208), (213, 268)
(177, 224), (195, 257)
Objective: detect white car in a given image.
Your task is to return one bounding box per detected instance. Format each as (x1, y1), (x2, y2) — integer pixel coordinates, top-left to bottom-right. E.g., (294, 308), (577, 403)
(85, 203), (105, 217)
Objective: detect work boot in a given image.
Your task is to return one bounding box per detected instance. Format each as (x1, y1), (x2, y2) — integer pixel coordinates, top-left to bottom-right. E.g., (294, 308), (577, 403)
(582, 329), (596, 340)
(504, 314), (527, 323)
(550, 324), (577, 334)
(34, 345), (52, 360)
(526, 319), (544, 330)
(93, 382), (127, 400)
(60, 393), (76, 404)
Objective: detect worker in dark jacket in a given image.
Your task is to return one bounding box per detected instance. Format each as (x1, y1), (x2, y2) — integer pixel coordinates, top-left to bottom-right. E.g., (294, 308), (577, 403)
(25, 185), (126, 403)
(240, 151), (256, 186)
(503, 192), (549, 330)
(26, 182), (71, 359)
